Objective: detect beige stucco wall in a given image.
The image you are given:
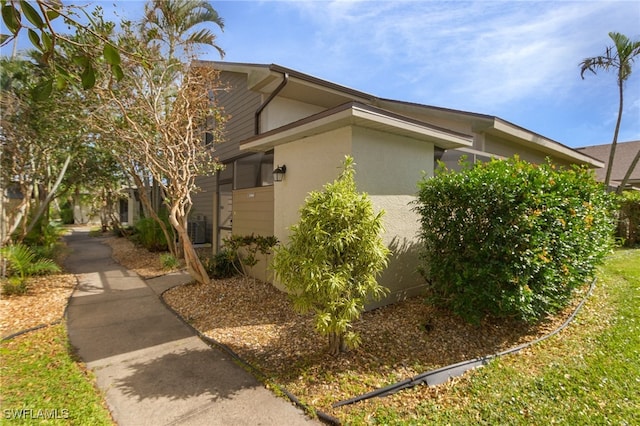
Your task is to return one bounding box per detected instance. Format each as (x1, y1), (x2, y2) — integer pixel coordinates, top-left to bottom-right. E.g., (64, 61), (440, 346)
(352, 127), (434, 308)
(274, 126), (353, 246)
(272, 125), (435, 306)
(272, 126), (352, 290)
(262, 97), (325, 132)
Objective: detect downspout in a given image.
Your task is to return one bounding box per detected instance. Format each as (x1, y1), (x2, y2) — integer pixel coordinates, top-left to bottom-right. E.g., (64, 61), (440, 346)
(255, 72), (289, 135)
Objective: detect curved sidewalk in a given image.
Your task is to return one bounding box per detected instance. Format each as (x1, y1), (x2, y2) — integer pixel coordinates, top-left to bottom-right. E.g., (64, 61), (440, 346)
(65, 228), (318, 426)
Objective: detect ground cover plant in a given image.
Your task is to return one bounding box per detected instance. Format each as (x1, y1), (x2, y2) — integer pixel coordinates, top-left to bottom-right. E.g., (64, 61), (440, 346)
(0, 243), (61, 295)
(0, 324), (114, 425)
(414, 156), (616, 323)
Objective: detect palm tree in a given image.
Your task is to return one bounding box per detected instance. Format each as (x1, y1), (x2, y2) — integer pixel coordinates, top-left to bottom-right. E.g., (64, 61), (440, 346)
(140, 0), (225, 60)
(580, 32), (640, 192)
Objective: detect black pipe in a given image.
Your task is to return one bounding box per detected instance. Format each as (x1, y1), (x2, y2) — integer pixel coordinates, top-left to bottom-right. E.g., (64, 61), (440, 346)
(333, 277), (597, 408)
(255, 72), (289, 135)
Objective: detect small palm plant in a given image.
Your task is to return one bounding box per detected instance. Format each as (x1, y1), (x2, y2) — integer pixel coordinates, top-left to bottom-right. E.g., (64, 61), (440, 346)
(1, 243), (61, 295)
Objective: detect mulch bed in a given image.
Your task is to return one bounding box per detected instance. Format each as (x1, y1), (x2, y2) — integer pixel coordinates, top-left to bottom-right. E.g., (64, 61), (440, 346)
(163, 275), (582, 418)
(0, 274), (77, 339)
(1, 235), (585, 422)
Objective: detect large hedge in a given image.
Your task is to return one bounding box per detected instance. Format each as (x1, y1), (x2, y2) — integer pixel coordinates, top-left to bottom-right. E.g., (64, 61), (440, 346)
(414, 156), (616, 323)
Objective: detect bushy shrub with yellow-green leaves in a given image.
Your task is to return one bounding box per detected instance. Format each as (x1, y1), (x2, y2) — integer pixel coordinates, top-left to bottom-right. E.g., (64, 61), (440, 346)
(414, 156), (616, 324)
(272, 156), (390, 355)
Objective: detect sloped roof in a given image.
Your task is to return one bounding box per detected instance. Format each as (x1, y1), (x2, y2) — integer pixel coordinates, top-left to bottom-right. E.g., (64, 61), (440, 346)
(201, 61), (603, 167)
(577, 141), (640, 184)
(240, 101), (473, 151)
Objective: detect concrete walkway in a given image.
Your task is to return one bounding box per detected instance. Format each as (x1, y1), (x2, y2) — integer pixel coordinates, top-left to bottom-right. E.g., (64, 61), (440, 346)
(65, 228), (318, 426)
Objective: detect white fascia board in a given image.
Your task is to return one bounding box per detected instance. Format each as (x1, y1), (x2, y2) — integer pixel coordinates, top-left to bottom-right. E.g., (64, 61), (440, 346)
(350, 106), (472, 149)
(241, 105), (473, 152)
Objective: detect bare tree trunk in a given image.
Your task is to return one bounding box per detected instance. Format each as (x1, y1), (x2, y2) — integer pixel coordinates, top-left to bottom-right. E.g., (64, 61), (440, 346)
(167, 207), (210, 285)
(3, 196), (27, 245)
(5, 182), (34, 244)
(129, 171), (178, 257)
(616, 147), (640, 194)
(604, 83), (624, 189)
(328, 332), (347, 356)
(25, 154), (72, 235)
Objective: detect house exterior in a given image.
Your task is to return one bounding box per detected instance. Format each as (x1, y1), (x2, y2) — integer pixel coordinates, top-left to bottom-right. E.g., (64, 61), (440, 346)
(190, 61), (603, 308)
(577, 140), (640, 191)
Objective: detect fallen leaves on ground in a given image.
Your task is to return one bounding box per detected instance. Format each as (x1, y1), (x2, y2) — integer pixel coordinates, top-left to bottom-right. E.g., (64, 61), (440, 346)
(0, 274), (76, 338)
(103, 236), (179, 278)
(163, 275), (582, 420)
(1, 235), (586, 422)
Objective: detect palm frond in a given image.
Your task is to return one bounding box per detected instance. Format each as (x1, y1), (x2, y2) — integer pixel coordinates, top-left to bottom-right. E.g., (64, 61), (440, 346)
(1, 243), (61, 280)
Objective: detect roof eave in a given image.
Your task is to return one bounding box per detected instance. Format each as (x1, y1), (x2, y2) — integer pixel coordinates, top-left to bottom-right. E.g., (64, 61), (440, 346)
(240, 103), (473, 152)
(489, 119), (605, 168)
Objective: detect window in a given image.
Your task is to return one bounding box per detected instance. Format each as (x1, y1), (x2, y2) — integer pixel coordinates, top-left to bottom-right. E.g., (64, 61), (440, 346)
(234, 152), (274, 189)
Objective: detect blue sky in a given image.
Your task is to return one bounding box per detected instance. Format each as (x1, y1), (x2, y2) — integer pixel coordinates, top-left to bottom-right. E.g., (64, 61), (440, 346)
(6, 1), (640, 148)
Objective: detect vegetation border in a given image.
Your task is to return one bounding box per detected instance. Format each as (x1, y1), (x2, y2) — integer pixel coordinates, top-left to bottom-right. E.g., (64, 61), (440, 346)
(1, 274), (78, 341)
(333, 277), (597, 407)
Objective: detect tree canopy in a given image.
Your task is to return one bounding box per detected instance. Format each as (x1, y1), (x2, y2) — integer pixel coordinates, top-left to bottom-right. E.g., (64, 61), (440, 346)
(580, 32), (640, 192)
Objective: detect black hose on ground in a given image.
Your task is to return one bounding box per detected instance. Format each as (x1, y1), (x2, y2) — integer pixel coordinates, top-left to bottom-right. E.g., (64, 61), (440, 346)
(332, 277), (597, 408)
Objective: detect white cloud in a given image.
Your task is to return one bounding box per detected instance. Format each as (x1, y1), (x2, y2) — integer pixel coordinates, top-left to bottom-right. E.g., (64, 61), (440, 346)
(287, 0), (640, 112)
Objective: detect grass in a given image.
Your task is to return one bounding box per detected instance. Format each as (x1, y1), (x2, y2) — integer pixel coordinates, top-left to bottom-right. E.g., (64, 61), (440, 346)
(0, 324), (114, 425)
(343, 249), (640, 424)
(4, 243), (634, 425)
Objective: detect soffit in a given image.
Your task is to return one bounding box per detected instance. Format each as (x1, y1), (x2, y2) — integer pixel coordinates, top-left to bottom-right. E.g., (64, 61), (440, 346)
(202, 61), (375, 108)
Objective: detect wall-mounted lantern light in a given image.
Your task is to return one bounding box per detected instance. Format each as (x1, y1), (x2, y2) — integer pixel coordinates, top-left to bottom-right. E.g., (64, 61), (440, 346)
(273, 165), (287, 182)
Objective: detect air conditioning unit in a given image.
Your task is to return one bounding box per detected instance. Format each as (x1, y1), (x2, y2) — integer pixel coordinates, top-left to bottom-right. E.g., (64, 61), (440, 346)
(187, 220), (206, 244)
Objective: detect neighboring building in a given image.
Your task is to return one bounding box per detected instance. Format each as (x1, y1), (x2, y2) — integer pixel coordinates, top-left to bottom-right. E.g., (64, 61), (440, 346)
(191, 61), (603, 308)
(577, 140), (640, 191)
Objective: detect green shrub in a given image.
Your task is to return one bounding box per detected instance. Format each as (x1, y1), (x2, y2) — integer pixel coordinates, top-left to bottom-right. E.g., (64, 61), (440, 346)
(160, 253), (179, 270)
(200, 250), (238, 279)
(272, 156), (390, 355)
(132, 216), (169, 252)
(222, 234), (278, 279)
(59, 200), (75, 224)
(414, 156), (616, 324)
(1, 243), (61, 295)
(617, 191), (640, 247)
(23, 221), (65, 258)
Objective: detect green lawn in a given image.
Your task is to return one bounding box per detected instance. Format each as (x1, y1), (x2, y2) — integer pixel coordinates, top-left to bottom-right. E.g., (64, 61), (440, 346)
(0, 323), (113, 425)
(346, 249), (640, 425)
(1, 250), (637, 425)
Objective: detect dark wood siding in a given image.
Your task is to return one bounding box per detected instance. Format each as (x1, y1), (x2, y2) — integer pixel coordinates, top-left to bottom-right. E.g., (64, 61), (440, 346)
(214, 71), (262, 162)
(190, 175), (216, 243)
(190, 71), (262, 243)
